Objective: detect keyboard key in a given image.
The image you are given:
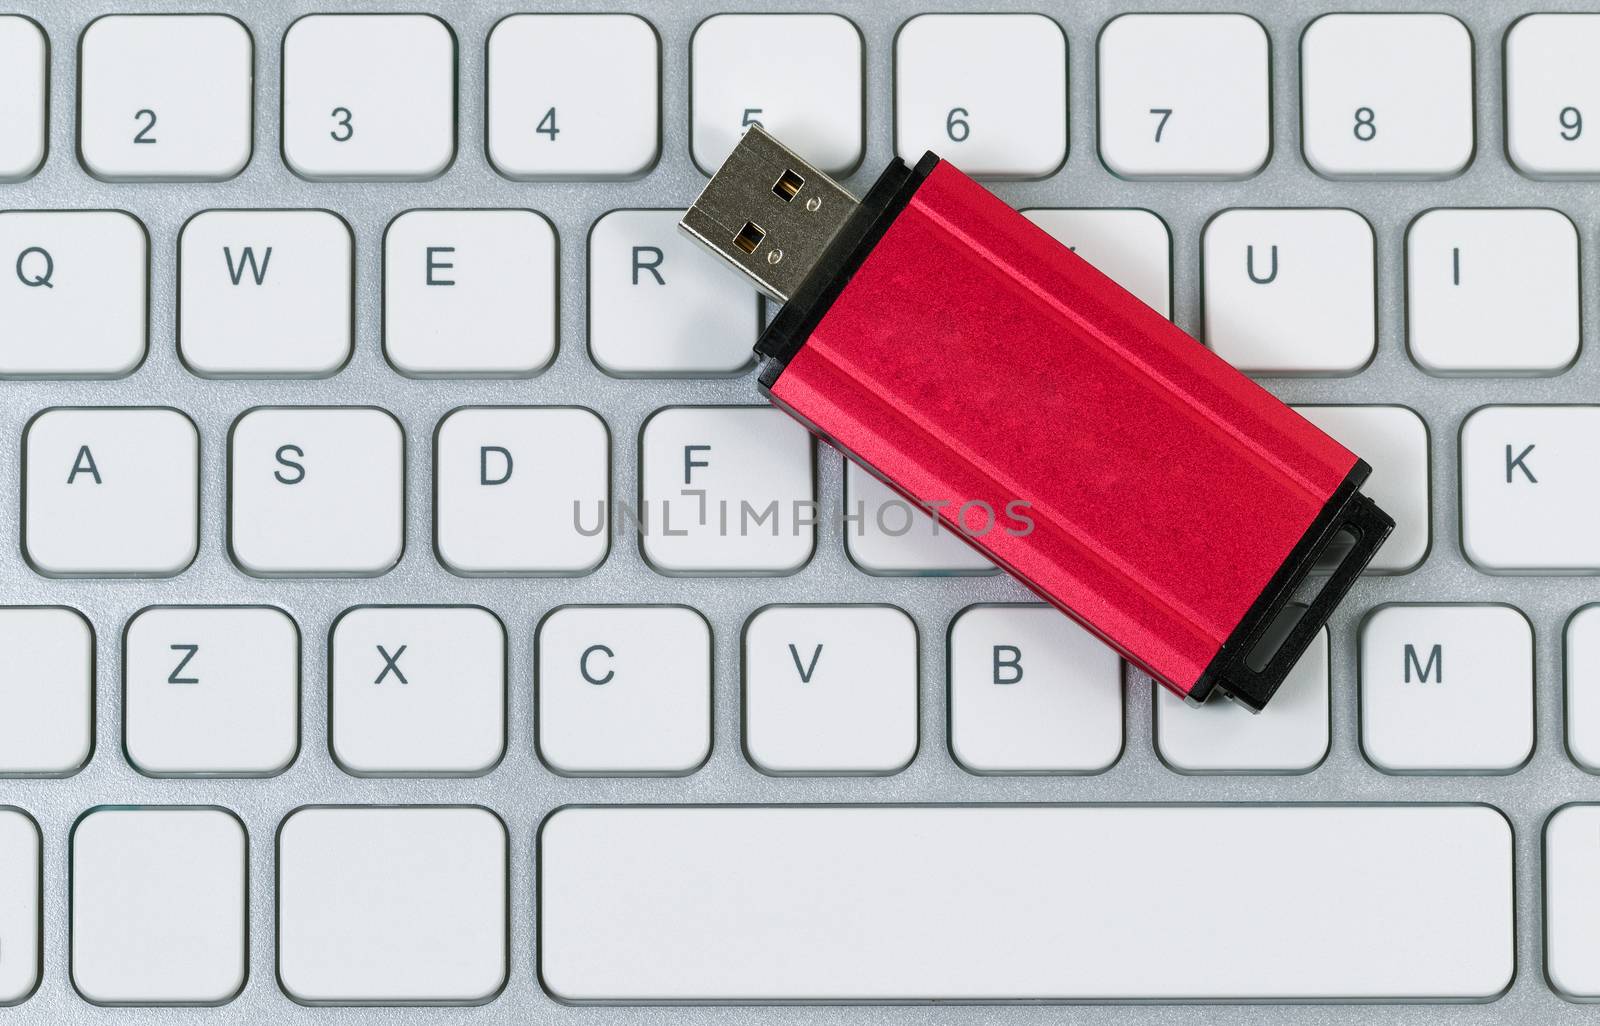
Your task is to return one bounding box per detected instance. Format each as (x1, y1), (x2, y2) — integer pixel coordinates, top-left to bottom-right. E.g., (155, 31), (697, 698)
(0, 607), (92, 775)
(1360, 604), (1533, 774)
(743, 605), (917, 774)
(0, 809), (39, 1004)
(79, 15), (252, 180)
(1301, 14), (1474, 179)
(539, 804), (1513, 1000)
(1565, 605), (1600, 771)
(894, 14), (1067, 178)
(278, 806), (506, 1004)
(282, 14), (455, 180)
(1506, 15), (1600, 177)
(1545, 804), (1600, 997)
(384, 208), (556, 376)
(1097, 14), (1270, 179)
(1203, 208), (1375, 375)
(844, 461), (994, 574)
(1156, 623), (1328, 774)
(0, 210), (147, 377)
(331, 606), (505, 775)
(639, 406), (813, 574)
(72, 807), (246, 1004)
(537, 605), (711, 775)
(691, 14), (863, 175)
(0, 16), (46, 181)
(1022, 208), (1171, 317)
(435, 407), (609, 575)
(1460, 405), (1600, 571)
(25, 408), (198, 577)
(588, 209), (758, 375)
(124, 606), (299, 776)
(229, 407), (404, 576)
(179, 209), (352, 377)
(948, 605), (1121, 774)
(487, 14), (659, 180)
(1406, 208), (1579, 375)
(1293, 406), (1430, 573)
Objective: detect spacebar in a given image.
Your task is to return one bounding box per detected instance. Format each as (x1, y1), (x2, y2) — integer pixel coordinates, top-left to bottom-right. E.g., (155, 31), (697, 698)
(539, 804), (1513, 1003)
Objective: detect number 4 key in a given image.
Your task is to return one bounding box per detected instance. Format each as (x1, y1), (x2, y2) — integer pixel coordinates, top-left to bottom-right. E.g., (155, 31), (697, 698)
(488, 14), (659, 180)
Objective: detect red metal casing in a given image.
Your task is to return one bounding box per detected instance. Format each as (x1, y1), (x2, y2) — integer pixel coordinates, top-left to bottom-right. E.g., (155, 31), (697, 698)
(765, 159), (1365, 700)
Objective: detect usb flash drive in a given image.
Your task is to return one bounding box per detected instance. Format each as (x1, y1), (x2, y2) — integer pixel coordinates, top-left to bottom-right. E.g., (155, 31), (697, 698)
(681, 127), (1394, 711)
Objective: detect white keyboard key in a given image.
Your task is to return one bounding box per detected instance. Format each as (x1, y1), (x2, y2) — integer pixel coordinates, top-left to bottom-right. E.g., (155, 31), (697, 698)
(278, 806), (506, 1003)
(0, 608), (92, 775)
(435, 407), (609, 575)
(743, 605), (916, 775)
(0, 211), (147, 377)
(541, 804), (1513, 1001)
(948, 605), (1121, 774)
(180, 209), (352, 377)
(1506, 15), (1600, 177)
(1566, 606), (1600, 772)
(1407, 208), (1579, 375)
(25, 408), (197, 577)
(844, 462), (994, 574)
(282, 15), (455, 180)
(1545, 804), (1600, 997)
(640, 407), (813, 574)
(537, 605), (711, 775)
(1157, 624), (1328, 773)
(487, 14), (659, 180)
(1203, 208), (1375, 375)
(0, 810), (39, 1003)
(588, 210), (757, 375)
(1301, 14), (1473, 179)
(79, 15), (251, 181)
(1293, 406), (1430, 573)
(229, 407), (404, 576)
(124, 606), (299, 776)
(72, 807), (245, 1004)
(1360, 604), (1533, 773)
(1097, 14), (1269, 179)
(331, 606), (505, 775)
(691, 14), (863, 175)
(895, 14), (1066, 178)
(1022, 208), (1171, 317)
(0, 16), (46, 181)
(1461, 405), (1600, 571)
(384, 209), (556, 376)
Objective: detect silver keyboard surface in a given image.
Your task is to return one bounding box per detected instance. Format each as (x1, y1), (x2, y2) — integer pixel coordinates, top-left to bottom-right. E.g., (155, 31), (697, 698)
(3, 0), (1598, 1022)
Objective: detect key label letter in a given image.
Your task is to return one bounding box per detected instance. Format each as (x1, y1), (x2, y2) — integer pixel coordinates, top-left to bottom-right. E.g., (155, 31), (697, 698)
(992, 644), (1023, 685)
(480, 445), (512, 486)
(15, 245), (52, 287)
(1403, 642), (1443, 684)
(274, 444), (306, 485)
(580, 644), (615, 685)
(374, 644), (408, 685)
(1505, 444), (1536, 484)
(67, 445), (102, 485)
(224, 245), (273, 286)
(788, 643), (823, 684)
(425, 246), (455, 286)
(631, 246), (665, 286)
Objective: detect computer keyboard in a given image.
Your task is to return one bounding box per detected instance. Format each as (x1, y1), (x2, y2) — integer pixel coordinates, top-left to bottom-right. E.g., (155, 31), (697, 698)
(0, 0), (1595, 1021)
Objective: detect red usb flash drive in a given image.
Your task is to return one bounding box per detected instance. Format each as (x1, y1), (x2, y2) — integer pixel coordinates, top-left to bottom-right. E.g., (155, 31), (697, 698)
(682, 127), (1393, 710)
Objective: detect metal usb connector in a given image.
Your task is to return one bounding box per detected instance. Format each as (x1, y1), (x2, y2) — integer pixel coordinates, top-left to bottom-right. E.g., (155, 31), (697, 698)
(680, 126), (858, 303)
